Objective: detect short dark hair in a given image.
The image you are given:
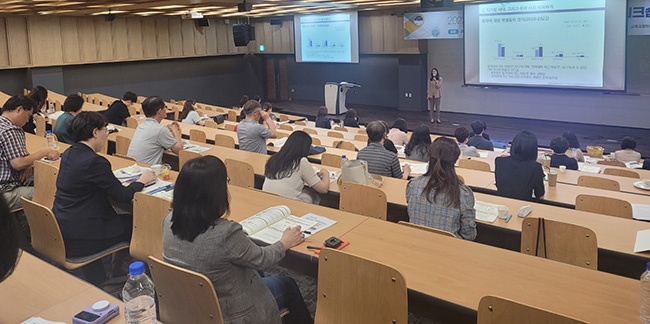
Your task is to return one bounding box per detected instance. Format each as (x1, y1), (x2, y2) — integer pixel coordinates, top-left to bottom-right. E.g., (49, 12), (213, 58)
(346, 108), (357, 118)
(621, 137), (637, 150)
(549, 137), (569, 154)
(510, 130), (538, 161)
(142, 96), (165, 117)
(262, 102), (272, 111)
(0, 195), (22, 283)
(470, 120), (485, 135)
(69, 112), (108, 143)
(62, 94), (84, 113)
(2, 95), (36, 113)
(171, 156), (230, 242)
(454, 126), (470, 143)
(317, 106), (328, 117)
(562, 131), (580, 149)
(391, 118), (408, 133)
(243, 100), (261, 116)
(366, 121), (386, 142)
(239, 95), (249, 108)
(122, 91), (137, 102)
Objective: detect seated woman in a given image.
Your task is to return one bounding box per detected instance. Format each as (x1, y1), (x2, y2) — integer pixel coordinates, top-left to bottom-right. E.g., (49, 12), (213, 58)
(549, 137), (578, 170)
(53, 94), (84, 144)
(52, 112), (155, 278)
(404, 125), (432, 162)
(562, 131), (584, 162)
(314, 106), (332, 129)
(180, 99), (205, 126)
(614, 137), (642, 163)
(406, 137), (477, 240)
(342, 108), (360, 128)
(163, 156), (312, 324)
(263, 131), (330, 204)
(495, 130), (545, 201)
(387, 118), (409, 146)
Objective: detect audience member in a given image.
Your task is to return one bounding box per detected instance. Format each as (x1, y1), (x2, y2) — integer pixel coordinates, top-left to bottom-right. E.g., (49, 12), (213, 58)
(467, 120), (494, 151)
(549, 137), (578, 170)
(163, 156), (313, 324)
(260, 102), (278, 127)
(52, 112), (155, 279)
(387, 118), (409, 146)
(405, 125), (432, 162)
(24, 86), (48, 134)
(495, 130), (545, 201)
(357, 121), (410, 179)
(0, 95), (60, 211)
(454, 126), (480, 158)
(469, 120), (490, 140)
(53, 94), (84, 144)
(315, 106), (332, 129)
(127, 96), (183, 165)
(343, 108), (360, 128)
(379, 120), (398, 154)
(103, 91), (137, 126)
(614, 137), (642, 163)
(406, 137), (477, 240)
(263, 131), (330, 204)
(180, 99), (205, 126)
(0, 195), (22, 283)
(238, 95), (250, 108)
(562, 131), (584, 162)
(237, 100), (277, 154)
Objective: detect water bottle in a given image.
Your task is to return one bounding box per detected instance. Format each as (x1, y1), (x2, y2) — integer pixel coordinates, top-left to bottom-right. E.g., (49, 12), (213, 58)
(341, 154), (350, 167)
(122, 261), (157, 324)
(641, 262), (650, 323)
(45, 130), (59, 151)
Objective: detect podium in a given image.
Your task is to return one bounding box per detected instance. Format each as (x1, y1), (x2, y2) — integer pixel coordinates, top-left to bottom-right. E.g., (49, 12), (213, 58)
(324, 81), (361, 115)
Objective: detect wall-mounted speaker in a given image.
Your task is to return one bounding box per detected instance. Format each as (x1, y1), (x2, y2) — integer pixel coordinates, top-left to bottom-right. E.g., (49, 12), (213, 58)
(196, 18), (210, 27)
(270, 18), (282, 26)
(233, 23), (251, 46)
(105, 13), (115, 22)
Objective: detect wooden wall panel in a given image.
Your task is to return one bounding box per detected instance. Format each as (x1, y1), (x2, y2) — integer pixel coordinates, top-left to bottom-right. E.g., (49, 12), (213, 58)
(28, 16), (63, 66)
(110, 19), (129, 60)
(359, 14), (372, 54)
(194, 24), (207, 55)
(141, 19), (156, 58)
(280, 21), (292, 53)
(288, 21), (295, 53)
(168, 19), (183, 57)
(94, 18), (114, 61)
(369, 12), (384, 53)
(60, 17), (80, 63)
(216, 20), (230, 55)
(5, 16), (31, 66)
(126, 18), (143, 59)
(79, 18), (99, 62)
(180, 19), (195, 56)
(205, 20), (218, 55)
(0, 18), (10, 67)
(383, 13), (396, 53)
(155, 18), (171, 58)
(261, 22), (273, 52)
(271, 23), (282, 53)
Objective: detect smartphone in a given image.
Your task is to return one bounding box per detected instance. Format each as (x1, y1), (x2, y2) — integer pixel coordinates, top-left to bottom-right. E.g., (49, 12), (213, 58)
(325, 236), (343, 248)
(72, 301), (119, 324)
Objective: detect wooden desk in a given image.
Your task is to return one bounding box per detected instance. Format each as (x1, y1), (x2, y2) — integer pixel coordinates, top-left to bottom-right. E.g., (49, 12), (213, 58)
(340, 218), (639, 323)
(48, 91), (107, 112)
(0, 253), (126, 323)
(556, 169), (650, 197)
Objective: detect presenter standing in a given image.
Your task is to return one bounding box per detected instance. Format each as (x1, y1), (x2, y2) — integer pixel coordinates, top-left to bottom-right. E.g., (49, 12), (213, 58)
(427, 68), (442, 124)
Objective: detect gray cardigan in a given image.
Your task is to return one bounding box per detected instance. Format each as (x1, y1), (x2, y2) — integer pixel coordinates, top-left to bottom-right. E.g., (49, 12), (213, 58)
(163, 213), (285, 324)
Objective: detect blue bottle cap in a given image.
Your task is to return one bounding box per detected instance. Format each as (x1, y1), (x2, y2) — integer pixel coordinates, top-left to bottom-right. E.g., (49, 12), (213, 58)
(342, 155), (347, 159)
(647, 262), (650, 271)
(46, 130), (52, 134)
(129, 261), (145, 276)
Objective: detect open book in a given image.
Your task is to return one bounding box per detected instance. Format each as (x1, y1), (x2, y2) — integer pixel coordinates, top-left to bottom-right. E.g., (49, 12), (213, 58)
(240, 206), (318, 244)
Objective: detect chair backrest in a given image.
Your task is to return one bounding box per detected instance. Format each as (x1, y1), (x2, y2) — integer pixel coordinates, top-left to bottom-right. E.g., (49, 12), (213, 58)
(115, 153), (137, 162)
(295, 121), (306, 126)
(50, 118), (57, 133)
(54, 100), (62, 111)
(100, 136), (108, 154)
(34, 114), (46, 137)
(189, 129), (207, 143)
(33, 160), (58, 208)
(603, 168), (640, 179)
(577, 175), (620, 191)
(303, 128), (318, 135)
(225, 159), (255, 189)
(397, 221), (456, 238)
(333, 141), (357, 152)
(327, 131), (344, 139)
(311, 137), (321, 146)
(276, 132), (289, 139)
(521, 217), (597, 269)
(131, 193), (171, 262)
(179, 150), (202, 170)
(224, 124), (236, 132)
(125, 116), (138, 129)
(148, 256), (224, 324)
(279, 114), (289, 122)
(597, 160), (626, 167)
(357, 129), (367, 134)
(575, 194), (632, 219)
(20, 197), (67, 267)
(315, 249), (407, 324)
(333, 126), (348, 132)
(321, 153), (342, 168)
(205, 120), (219, 129)
(279, 124), (293, 131)
(477, 295), (587, 324)
(458, 159), (491, 172)
(339, 182), (387, 220)
(227, 110), (237, 122)
(354, 134), (368, 142)
(116, 135), (131, 156)
(128, 105), (137, 116)
(214, 134), (236, 149)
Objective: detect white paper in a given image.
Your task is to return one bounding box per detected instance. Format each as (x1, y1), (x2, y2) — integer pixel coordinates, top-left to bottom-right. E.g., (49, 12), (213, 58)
(402, 163), (428, 175)
(113, 164), (144, 179)
(271, 137), (288, 148)
(312, 167), (339, 183)
(473, 200), (503, 223)
(634, 229), (650, 252)
(632, 204), (650, 221)
(479, 151), (489, 158)
(300, 213), (337, 235)
(46, 111), (64, 120)
(240, 206), (291, 235)
(22, 317), (65, 324)
(183, 143), (211, 153)
(249, 216), (317, 244)
(626, 161), (643, 169)
(578, 163), (601, 174)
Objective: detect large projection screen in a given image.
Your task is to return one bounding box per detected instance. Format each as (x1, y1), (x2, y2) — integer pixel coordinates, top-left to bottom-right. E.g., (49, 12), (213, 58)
(294, 12), (360, 63)
(464, 0), (626, 91)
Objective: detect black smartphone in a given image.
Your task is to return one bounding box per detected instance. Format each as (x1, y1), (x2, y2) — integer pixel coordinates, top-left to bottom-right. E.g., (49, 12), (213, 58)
(73, 311), (101, 322)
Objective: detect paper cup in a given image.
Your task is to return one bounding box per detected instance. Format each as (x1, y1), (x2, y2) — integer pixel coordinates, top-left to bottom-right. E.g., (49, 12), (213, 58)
(559, 165), (566, 173)
(151, 164), (163, 176)
(497, 206), (509, 219)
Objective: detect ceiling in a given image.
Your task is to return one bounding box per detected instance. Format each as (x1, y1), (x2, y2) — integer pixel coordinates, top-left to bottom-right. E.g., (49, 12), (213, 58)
(0, 0), (433, 18)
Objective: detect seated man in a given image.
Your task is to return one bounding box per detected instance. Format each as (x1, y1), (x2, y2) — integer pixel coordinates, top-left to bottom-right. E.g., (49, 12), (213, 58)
(103, 91), (137, 126)
(357, 121), (410, 179)
(467, 120), (494, 151)
(53, 94), (84, 144)
(127, 96), (183, 165)
(549, 137), (578, 170)
(0, 95), (60, 211)
(237, 100), (277, 154)
(454, 126), (480, 158)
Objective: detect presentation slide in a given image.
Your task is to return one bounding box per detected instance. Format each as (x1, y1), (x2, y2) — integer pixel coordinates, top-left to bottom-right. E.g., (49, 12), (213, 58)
(464, 0), (626, 91)
(294, 12), (359, 63)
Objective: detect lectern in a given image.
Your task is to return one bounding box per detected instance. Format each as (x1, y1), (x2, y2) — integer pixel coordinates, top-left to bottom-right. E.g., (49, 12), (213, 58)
(324, 82), (361, 115)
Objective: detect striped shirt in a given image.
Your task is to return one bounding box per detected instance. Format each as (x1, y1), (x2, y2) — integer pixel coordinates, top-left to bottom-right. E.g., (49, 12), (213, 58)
(0, 116), (29, 192)
(357, 142), (403, 178)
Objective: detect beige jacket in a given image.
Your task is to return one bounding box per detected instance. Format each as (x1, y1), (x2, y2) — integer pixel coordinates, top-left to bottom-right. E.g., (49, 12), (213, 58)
(427, 77), (442, 99)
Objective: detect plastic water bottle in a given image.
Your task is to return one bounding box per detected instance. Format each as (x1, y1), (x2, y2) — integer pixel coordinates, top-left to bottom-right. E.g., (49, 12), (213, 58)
(641, 262), (650, 323)
(122, 261), (157, 324)
(45, 130), (59, 151)
(341, 154), (350, 167)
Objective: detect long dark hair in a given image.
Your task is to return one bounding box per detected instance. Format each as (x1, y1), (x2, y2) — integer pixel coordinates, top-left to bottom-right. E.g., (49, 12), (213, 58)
(562, 131), (580, 149)
(171, 156), (230, 242)
(511, 130), (538, 161)
(179, 99), (197, 121)
(265, 131), (312, 179)
(405, 124), (431, 157)
(429, 68), (440, 81)
(423, 137), (461, 208)
(391, 118), (408, 133)
(27, 85), (48, 113)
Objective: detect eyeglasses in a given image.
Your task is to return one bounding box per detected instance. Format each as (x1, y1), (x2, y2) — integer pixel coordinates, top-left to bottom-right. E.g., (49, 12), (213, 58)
(227, 176), (231, 184)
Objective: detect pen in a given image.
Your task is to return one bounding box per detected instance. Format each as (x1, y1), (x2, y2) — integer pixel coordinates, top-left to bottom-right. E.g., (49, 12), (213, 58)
(149, 184), (173, 194)
(306, 246), (322, 250)
(303, 231), (312, 235)
(504, 214), (512, 223)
